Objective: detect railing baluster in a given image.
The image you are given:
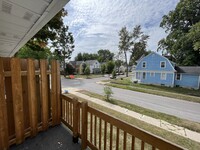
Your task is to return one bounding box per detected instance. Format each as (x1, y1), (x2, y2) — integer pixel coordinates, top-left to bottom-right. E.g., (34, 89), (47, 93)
(116, 128), (119, 150)
(110, 124), (113, 150)
(99, 118), (102, 150)
(94, 116), (97, 146)
(132, 135), (135, 150)
(90, 112), (93, 143)
(104, 121), (107, 150)
(141, 141), (145, 150)
(123, 131), (127, 150)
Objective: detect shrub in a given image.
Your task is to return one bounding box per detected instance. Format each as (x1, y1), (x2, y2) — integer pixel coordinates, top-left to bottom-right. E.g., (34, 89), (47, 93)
(104, 86), (113, 101)
(84, 66), (90, 78)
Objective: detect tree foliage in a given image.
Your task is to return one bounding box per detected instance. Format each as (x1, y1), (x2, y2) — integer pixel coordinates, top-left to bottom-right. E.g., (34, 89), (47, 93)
(52, 25), (75, 76)
(158, 0), (200, 65)
(106, 61), (115, 74)
(97, 49), (114, 62)
(84, 66), (90, 77)
(118, 25), (149, 77)
(101, 64), (106, 75)
(75, 52), (98, 61)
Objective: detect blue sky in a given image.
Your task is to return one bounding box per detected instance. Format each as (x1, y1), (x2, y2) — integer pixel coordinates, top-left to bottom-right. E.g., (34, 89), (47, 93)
(64, 0), (179, 60)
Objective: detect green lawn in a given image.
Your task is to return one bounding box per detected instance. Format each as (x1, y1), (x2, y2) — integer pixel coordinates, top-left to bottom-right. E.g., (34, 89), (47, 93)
(104, 77), (200, 103)
(67, 93), (200, 150)
(79, 90), (200, 133)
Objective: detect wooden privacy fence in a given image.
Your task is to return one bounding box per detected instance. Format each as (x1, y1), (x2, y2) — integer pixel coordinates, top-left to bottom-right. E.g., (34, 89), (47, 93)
(0, 57), (61, 150)
(61, 95), (185, 150)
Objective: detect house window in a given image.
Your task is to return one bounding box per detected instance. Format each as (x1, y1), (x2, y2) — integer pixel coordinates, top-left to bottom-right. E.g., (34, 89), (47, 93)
(142, 62), (146, 68)
(150, 72), (155, 77)
(176, 73), (181, 80)
(142, 72), (146, 79)
(161, 73), (166, 80)
(160, 61), (166, 68)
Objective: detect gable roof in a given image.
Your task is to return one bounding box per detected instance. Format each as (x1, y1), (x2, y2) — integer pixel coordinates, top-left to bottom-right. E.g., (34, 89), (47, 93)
(175, 66), (200, 75)
(85, 60), (98, 65)
(137, 52), (176, 71)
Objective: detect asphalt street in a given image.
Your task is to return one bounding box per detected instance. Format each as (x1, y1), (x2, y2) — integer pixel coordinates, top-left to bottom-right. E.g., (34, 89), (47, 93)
(61, 76), (200, 123)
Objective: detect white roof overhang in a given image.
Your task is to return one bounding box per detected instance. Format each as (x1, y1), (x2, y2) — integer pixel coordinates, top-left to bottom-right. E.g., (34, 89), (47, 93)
(0, 0), (69, 57)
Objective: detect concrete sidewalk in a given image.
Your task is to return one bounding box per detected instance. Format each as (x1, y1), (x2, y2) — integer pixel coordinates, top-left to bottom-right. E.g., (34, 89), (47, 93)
(63, 87), (200, 143)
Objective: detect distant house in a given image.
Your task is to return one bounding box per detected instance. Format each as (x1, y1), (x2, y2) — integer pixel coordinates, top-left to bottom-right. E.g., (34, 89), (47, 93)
(85, 60), (101, 74)
(133, 52), (200, 89)
(69, 61), (84, 74)
(69, 60), (101, 74)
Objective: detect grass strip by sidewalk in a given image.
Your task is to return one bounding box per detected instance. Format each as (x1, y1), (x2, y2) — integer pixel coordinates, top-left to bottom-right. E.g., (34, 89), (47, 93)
(66, 93), (200, 150)
(79, 90), (200, 133)
(103, 77), (200, 103)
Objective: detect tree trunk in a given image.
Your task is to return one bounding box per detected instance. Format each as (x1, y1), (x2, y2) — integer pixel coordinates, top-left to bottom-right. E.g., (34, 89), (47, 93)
(124, 51), (128, 77)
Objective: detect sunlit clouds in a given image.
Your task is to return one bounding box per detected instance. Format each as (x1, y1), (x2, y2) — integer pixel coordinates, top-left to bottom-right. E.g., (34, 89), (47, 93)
(64, 0), (179, 59)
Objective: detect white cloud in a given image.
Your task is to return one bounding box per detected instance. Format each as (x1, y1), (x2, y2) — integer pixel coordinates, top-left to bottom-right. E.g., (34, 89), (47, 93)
(64, 0), (179, 60)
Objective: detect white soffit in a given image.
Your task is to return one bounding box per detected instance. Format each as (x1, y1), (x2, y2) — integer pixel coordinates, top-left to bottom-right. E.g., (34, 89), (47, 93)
(0, 0), (70, 57)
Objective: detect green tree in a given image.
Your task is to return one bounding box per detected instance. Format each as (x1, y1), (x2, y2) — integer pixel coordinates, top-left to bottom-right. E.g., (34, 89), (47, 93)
(16, 45), (51, 59)
(97, 49), (114, 62)
(65, 63), (75, 75)
(84, 66), (90, 78)
(106, 61), (115, 74)
(101, 64), (106, 75)
(52, 25), (75, 77)
(158, 0), (200, 65)
(115, 60), (122, 73)
(118, 25), (149, 77)
(75, 53), (83, 61)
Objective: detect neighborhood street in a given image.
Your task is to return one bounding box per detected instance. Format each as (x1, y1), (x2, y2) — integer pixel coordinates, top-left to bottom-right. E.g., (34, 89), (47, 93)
(61, 77), (200, 123)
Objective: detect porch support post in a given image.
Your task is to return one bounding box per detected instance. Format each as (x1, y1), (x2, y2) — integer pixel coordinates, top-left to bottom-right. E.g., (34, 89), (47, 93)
(72, 97), (79, 143)
(81, 101), (88, 150)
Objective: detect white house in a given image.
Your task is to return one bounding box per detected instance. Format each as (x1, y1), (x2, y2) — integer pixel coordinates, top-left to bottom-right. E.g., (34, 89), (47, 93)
(85, 60), (101, 74)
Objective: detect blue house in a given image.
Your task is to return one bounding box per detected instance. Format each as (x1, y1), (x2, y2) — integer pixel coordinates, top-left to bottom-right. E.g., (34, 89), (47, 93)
(133, 52), (200, 89)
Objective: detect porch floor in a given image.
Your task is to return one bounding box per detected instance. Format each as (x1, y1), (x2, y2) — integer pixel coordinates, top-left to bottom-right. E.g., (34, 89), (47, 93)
(10, 124), (81, 150)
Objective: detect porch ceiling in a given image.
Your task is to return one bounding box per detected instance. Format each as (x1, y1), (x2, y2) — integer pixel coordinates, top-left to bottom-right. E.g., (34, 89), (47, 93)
(0, 0), (69, 57)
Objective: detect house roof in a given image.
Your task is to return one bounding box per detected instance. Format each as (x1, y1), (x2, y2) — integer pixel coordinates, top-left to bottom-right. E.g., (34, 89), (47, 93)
(0, 0), (70, 57)
(76, 61), (84, 66)
(85, 60), (98, 65)
(175, 66), (200, 75)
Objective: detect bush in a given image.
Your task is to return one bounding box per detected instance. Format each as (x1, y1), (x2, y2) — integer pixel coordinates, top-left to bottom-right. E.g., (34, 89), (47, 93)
(104, 86), (113, 101)
(84, 66), (90, 78)
(112, 70), (116, 78)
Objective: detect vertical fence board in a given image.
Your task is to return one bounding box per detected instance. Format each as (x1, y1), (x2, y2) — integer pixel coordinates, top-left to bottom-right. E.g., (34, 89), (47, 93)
(27, 59), (38, 136)
(21, 59), (30, 130)
(40, 60), (49, 130)
(0, 58), (9, 150)
(51, 60), (58, 125)
(11, 58), (24, 144)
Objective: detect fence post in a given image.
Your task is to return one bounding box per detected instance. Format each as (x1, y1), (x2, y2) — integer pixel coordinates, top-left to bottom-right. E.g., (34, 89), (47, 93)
(72, 97), (79, 143)
(81, 101), (88, 150)
(0, 58), (9, 150)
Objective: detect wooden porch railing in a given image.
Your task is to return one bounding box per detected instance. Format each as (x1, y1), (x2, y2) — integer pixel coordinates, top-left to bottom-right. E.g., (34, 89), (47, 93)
(0, 57), (61, 150)
(61, 94), (186, 150)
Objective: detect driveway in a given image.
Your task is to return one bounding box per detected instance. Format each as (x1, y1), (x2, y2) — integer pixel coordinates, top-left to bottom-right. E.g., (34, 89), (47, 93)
(61, 76), (200, 123)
